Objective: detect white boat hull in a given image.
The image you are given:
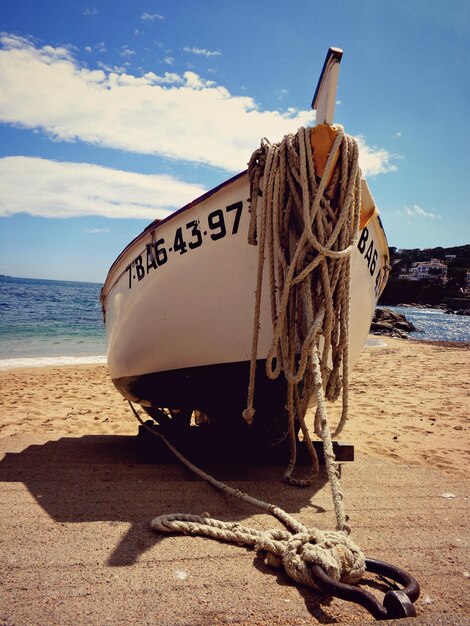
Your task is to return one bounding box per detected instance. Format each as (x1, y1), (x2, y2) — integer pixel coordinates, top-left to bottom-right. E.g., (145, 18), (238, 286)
(101, 169), (389, 435)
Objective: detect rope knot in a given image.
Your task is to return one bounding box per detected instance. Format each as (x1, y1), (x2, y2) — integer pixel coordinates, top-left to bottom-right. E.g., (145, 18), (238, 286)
(282, 529), (365, 588)
(251, 523), (365, 591)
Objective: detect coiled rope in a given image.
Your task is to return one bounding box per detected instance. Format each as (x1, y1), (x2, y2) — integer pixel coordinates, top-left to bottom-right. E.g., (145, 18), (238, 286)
(139, 124), (365, 592)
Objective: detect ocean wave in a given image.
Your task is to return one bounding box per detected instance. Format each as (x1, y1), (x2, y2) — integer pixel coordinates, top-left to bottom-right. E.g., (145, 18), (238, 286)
(0, 355), (108, 371)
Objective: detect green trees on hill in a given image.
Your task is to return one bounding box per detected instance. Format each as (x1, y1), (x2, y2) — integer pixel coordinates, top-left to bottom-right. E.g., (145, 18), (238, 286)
(379, 244), (469, 306)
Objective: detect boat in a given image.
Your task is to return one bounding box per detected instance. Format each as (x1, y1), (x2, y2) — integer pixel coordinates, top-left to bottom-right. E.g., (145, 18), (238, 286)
(100, 48), (390, 445)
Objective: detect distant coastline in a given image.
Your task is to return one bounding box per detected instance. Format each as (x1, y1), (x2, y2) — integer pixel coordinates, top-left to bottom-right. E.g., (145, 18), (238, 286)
(0, 275), (103, 287)
(379, 243), (470, 311)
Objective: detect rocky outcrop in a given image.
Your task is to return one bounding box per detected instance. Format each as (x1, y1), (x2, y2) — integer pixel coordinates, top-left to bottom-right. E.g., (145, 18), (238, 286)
(444, 308), (470, 316)
(370, 308), (417, 339)
(442, 297), (470, 312)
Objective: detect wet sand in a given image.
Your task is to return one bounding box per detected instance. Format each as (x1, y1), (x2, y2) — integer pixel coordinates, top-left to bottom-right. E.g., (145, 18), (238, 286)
(0, 337), (469, 624)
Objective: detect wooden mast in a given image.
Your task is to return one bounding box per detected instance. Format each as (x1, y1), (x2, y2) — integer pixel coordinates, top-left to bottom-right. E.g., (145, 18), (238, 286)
(311, 47), (343, 125)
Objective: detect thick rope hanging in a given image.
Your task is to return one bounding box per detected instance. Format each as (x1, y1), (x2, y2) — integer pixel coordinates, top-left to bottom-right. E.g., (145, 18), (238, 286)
(243, 125), (361, 489)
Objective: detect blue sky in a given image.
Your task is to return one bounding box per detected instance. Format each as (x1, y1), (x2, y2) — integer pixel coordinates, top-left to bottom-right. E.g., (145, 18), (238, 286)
(0, 0), (469, 282)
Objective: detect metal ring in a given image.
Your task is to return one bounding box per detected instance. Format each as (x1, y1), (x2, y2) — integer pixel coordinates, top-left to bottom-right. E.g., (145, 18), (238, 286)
(310, 557), (420, 620)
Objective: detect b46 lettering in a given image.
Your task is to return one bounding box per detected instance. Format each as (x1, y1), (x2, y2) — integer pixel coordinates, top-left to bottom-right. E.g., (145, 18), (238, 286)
(357, 226), (378, 277)
(125, 200), (244, 288)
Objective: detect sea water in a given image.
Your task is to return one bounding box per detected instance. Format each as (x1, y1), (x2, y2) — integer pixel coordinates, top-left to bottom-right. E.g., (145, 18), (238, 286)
(384, 305), (470, 343)
(0, 276), (107, 370)
(1, 276), (469, 371)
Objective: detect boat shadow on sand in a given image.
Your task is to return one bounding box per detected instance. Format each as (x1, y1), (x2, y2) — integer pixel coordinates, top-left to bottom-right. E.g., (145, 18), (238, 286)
(0, 433), (333, 569)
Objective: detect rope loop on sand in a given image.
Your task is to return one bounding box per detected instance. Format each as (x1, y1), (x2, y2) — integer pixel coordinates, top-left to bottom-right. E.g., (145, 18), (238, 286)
(151, 510), (365, 590)
(130, 406), (365, 589)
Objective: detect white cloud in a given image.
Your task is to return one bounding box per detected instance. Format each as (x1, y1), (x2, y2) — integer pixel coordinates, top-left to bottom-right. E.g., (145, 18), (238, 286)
(183, 47), (222, 57)
(97, 61), (126, 73)
(400, 204), (440, 219)
(144, 71), (183, 84)
(141, 12), (164, 21)
(120, 45), (136, 58)
(86, 228), (111, 233)
(83, 8), (98, 16)
(0, 157), (206, 219)
(354, 136), (397, 176)
(0, 34), (395, 176)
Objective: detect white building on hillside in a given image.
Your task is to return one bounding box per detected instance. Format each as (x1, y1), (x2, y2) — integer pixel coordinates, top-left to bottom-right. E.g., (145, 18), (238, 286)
(409, 258), (447, 282)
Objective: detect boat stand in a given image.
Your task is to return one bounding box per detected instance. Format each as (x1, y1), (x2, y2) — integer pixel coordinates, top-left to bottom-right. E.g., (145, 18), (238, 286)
(135, 419), (354, 468)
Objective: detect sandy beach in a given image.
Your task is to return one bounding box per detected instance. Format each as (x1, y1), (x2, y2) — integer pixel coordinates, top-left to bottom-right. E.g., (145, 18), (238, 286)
(1, 337), (468, 476)
(1, 337), (469, 625)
